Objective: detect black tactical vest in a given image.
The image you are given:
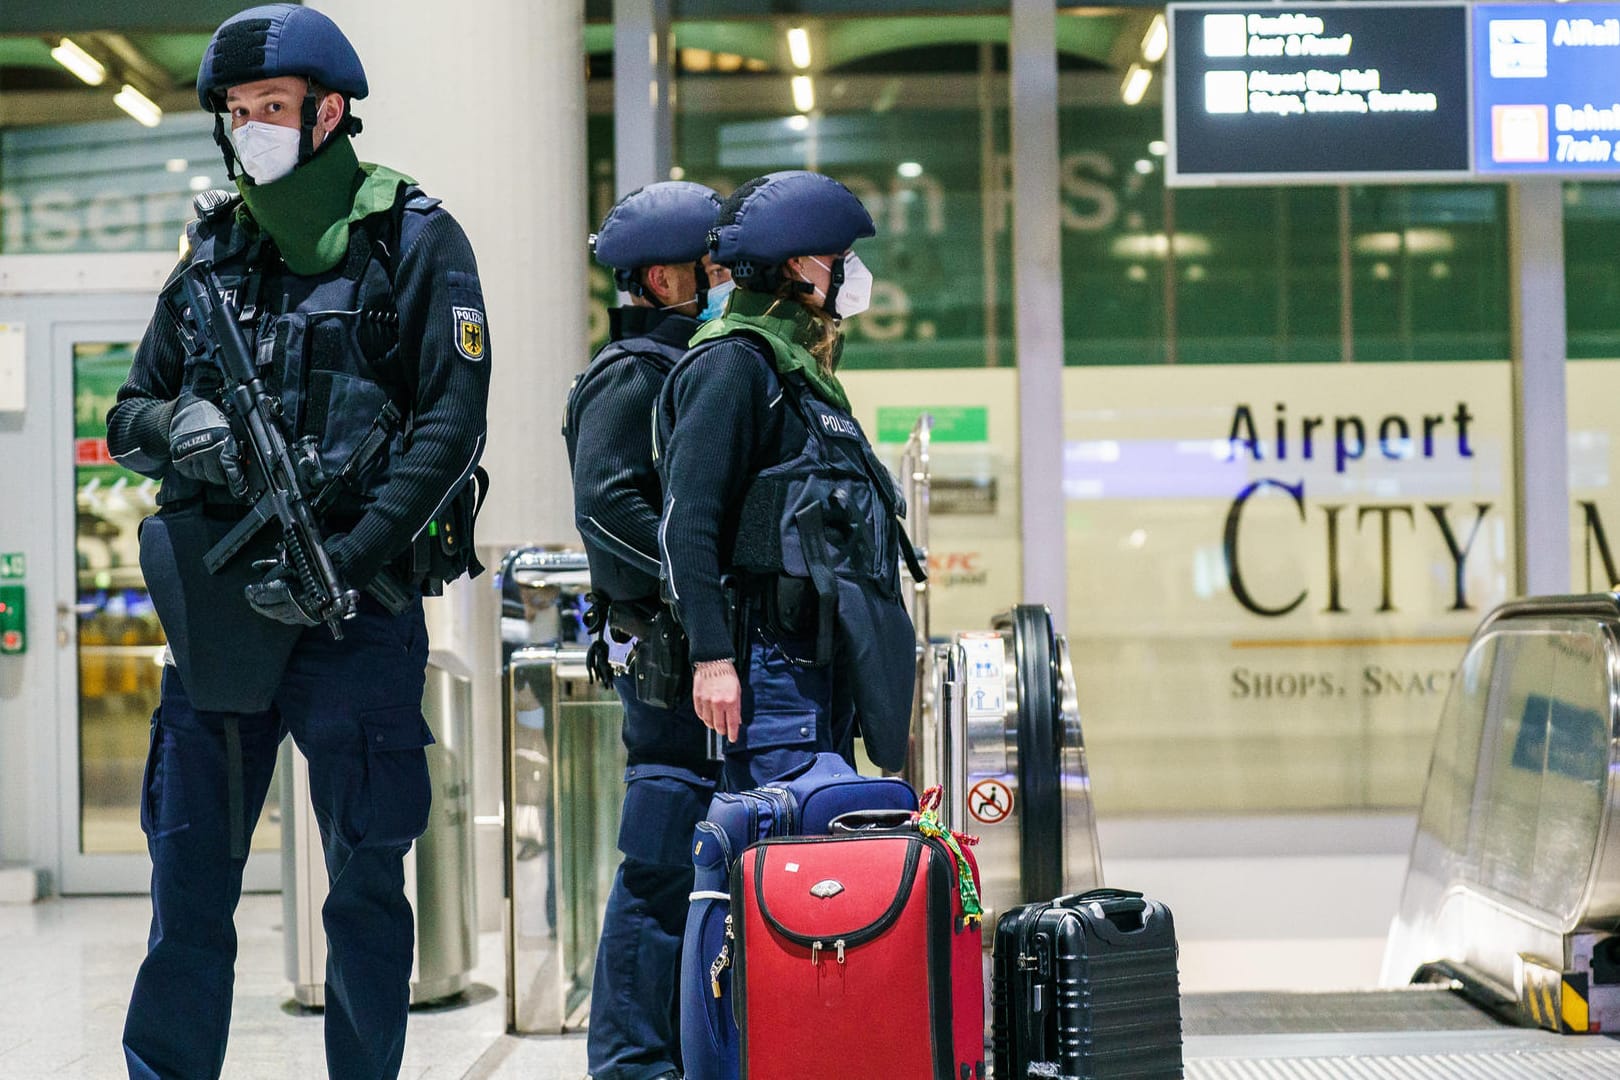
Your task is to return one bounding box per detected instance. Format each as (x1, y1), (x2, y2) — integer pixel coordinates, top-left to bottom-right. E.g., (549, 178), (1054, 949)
(166, 187), (437, 527)
(563, 308), (697, 603)
(719, 339), (921, 771)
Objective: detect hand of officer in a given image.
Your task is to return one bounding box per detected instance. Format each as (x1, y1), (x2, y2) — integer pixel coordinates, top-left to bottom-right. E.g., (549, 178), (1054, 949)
(693, 659), (742, 744)
(244, 559), (320, 627)
(168, 392), (246, 496)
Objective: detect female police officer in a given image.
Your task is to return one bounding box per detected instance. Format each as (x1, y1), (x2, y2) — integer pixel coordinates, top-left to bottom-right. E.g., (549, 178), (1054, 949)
(566, 181), (728, 1080)
(655, 170), (923, 788)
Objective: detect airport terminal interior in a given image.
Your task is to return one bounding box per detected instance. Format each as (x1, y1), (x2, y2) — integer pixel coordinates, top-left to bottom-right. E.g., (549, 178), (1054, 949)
(7, 0), (1620, 1076)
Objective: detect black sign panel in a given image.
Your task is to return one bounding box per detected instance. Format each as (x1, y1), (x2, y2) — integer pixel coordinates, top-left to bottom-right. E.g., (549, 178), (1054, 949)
(1168, 4), (1472, 185)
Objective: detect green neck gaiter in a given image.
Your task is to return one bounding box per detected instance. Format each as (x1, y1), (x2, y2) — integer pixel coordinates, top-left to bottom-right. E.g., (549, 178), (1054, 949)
(689, 289), (850, 412)
(235, 135), (415, 275)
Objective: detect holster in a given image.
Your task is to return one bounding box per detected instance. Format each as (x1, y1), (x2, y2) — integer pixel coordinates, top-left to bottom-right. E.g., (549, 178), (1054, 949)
(611, 600), (690, 710)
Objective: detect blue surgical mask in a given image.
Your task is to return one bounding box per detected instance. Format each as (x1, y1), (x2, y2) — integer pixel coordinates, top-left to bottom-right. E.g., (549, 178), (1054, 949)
(699, 278), (736, 322)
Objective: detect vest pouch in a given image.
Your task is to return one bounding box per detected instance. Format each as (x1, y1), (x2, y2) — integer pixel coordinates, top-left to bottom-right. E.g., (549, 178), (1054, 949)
(305, 370), (394, 508)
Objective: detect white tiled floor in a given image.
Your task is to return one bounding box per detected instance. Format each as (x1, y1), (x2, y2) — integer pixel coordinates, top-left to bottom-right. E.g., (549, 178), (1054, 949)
(0, 894), (587, 1080)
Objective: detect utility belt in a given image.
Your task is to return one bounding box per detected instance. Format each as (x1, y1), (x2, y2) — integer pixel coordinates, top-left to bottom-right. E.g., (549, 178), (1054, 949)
(736, 573), (829, 665)
(584, 594), (690, 710)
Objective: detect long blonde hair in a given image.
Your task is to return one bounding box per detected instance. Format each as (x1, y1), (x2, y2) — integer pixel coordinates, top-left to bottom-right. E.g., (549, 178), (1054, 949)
(771, 278), (841, 376)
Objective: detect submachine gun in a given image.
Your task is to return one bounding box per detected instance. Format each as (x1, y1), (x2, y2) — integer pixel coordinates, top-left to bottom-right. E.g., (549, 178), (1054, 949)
(166, 263), (365, 638)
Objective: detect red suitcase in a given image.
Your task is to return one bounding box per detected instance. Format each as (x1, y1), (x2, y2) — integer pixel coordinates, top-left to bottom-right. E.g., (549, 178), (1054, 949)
(731, 827), (985, 1080)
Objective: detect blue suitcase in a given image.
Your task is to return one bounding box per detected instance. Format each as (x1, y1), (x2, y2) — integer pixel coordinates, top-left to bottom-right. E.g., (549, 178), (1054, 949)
(679, 753), (917, 1080)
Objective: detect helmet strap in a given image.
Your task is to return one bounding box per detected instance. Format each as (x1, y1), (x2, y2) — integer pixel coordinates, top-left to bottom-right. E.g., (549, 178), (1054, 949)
(821, 255), (847, 318)
(211, 112), (240, 182)
(692, 259), (708, 313)
(298, 85), (320, 165)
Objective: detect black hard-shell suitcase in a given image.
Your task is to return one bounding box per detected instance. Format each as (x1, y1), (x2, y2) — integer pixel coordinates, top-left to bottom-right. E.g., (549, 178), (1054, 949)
(992, 887), (1182, 1079)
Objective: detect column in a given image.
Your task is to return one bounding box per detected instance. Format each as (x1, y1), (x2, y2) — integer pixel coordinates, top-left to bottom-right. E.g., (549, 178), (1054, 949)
(1508, 178), (1570, 597)
(1009, 0), (1068, 625)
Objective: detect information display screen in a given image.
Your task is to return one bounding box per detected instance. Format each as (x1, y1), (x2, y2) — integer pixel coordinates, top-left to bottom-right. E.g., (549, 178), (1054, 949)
(1168, 3), (1472, 185)
(1474, 5), (1620, 175)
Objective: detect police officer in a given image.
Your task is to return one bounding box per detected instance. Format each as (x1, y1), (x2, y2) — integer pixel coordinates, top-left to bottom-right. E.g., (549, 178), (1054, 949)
(107, 6), (490, 1078)
(656, 170), (923, 789)
(565, 181), (730, 1080)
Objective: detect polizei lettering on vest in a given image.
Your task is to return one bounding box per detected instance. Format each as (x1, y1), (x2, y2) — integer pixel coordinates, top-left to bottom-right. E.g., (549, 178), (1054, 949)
(819, 413), (860, 438)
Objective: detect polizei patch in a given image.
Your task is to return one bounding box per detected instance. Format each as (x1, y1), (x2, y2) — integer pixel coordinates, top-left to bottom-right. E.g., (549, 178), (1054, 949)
(452, 306), (486, 361)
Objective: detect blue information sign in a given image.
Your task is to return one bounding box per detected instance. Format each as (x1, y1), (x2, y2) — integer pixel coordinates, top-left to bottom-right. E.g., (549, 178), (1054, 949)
(1474, 5), (1620, 175)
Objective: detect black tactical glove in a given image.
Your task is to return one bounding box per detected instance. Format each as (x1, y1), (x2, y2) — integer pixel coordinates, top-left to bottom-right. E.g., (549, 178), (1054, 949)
(168, 392), (246, 495)
(244, 559), (320, 627)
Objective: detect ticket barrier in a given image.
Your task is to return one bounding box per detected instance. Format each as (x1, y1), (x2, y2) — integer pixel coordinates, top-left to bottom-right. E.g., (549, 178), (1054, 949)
(501, 548), (625, 1034)
(917, 604), (1104, 930)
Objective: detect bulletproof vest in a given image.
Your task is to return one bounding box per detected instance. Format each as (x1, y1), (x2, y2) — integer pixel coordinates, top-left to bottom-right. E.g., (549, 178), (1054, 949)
(563, 307), (695, 603)
(165, 187), (438, 527)
(725, 347), (905, 603)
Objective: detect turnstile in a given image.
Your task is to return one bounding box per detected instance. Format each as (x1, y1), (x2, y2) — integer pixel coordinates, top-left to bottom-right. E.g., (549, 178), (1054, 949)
(919, 604), (1103, 930)
(281, 650), (478, 1006)
(501, 548), (625, 1035)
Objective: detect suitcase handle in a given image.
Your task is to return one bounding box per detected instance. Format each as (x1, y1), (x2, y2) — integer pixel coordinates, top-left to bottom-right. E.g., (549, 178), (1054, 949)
(1057, 887), (1149, 931)
(829, 809), (915, 834)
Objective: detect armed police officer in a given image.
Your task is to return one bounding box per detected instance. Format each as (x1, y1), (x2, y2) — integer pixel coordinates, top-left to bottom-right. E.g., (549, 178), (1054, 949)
(656, 170), (923, 789)
(107, 7), (490, 1079)
(565, 181), (730, 1080)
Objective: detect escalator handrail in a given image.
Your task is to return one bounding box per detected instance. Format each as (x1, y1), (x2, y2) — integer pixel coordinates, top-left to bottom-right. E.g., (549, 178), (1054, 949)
(1001, 604), (1065, 903)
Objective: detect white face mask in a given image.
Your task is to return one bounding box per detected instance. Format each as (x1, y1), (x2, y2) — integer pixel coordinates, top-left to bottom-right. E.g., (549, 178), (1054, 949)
(231, 120), (301, 184)
(811, 252), (873, 318)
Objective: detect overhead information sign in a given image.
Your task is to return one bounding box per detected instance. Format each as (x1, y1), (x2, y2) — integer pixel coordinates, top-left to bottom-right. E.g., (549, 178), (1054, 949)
(1167, 3), (1472, 185)
(1474, 5), (1620, 175)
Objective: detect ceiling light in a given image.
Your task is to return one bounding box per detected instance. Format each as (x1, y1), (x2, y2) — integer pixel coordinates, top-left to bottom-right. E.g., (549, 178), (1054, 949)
(897, 161), (923, 179)
(792, 75), (815, 113)
(114, 84), (163, 127)
(1122, 64), (1152, 106)
(786, 114), (811, 132)
(787, 27), (812, 70)
(669, 165), (686, 179)
(189, 176), (213, 193)
(1148, 140), (1168, 157)
(164, 158), (189, 173)
(1141, 15), (1168, 64)
(51, 37), (106, 86)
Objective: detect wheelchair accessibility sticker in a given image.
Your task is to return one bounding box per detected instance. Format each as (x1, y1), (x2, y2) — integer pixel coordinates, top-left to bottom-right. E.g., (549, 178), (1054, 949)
(968, 778), (1013, 826)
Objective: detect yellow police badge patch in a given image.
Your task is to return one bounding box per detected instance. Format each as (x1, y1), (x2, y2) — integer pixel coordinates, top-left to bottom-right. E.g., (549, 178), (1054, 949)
(453, 306), (486, 361)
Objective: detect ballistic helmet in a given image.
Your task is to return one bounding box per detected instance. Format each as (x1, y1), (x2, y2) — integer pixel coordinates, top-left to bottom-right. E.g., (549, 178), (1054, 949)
(591, 181), (723, 301)
(197, 4), (367, 109)
(708, 170), (875, 293)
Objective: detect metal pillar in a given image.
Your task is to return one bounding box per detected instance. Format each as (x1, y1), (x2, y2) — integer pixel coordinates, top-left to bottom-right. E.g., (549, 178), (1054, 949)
(613, 0), (673, 199)
(1508, 179), (1570, 597)
(1009, 0), (1068, 626)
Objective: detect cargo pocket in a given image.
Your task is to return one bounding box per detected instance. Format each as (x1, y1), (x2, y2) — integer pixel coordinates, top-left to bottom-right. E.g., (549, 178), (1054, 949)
(138, 711), (189, 840)
(618, 766), (715, 865)
(360, 706), (436, 848)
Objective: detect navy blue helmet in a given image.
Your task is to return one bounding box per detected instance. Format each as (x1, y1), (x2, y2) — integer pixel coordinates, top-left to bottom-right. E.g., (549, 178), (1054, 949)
(197, 4), (367, 110)
(591, 181), (722, 299)
(708, 171), (875, 291)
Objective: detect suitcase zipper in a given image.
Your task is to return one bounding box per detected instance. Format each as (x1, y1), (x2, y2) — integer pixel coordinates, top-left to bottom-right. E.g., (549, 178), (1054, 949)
(809, 938), (848, 967)
(710, 914), (733, 998)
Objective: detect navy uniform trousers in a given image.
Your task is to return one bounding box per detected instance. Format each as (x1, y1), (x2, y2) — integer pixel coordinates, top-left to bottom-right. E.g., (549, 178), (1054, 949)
(123, 595), (432, 1080)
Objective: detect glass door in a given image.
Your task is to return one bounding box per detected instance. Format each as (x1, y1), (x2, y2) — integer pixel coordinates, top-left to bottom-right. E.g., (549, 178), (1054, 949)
(56, 320), (280, 893)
